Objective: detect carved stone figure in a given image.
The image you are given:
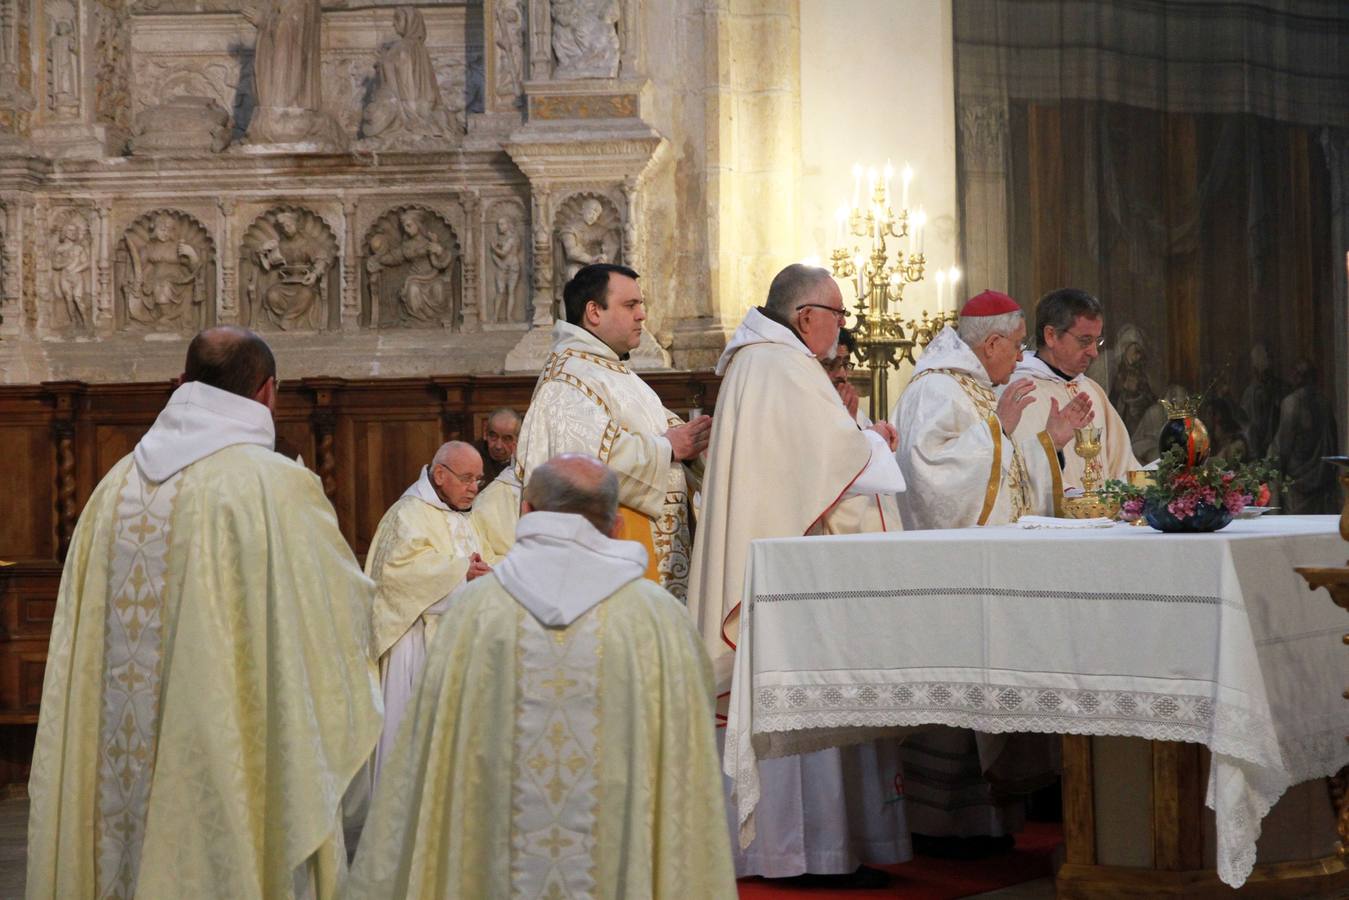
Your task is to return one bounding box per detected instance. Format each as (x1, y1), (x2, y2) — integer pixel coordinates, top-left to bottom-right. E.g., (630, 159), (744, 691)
(360, 7), (456, 149)
(48, 17), (79, 116)
(366, 206), (455, 323)
(242, 208), (335, 331)
(1, 0), (15, 68)
(555, 195), (620, 283)
(242, 0), (342, 147)
(365, 207), (459, 327)
(493, 0), (525, 107)
(50, 215), (92, 331)
(118, 211), (213, 331)
(551, 0), (620, 80)
(132, 95), (231, 154)
(488, 216), (523, 323)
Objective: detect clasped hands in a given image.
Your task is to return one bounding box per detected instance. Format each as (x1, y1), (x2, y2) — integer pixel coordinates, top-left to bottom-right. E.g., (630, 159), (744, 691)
(466, 552), (491, 581)
(996, 378), (1094, 448)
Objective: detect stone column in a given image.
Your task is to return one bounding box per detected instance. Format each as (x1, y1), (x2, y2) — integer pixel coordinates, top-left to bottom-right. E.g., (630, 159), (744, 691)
(0, 197), (18, 338)
(341, 199), (361, 330)
(461, 191), (481, 333)
(216, 196), (237, 322)
(94, 197), (112, 329)
(0, 0), (35, 150)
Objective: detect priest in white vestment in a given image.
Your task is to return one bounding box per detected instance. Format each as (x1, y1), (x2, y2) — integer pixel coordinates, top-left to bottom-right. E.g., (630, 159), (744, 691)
(890, 292), (1091, 843)
(365, 440), (491, 781)
(688, 264), (909, 884)
(1004, 288), (1142, 489)
(891, 290), (1092, 529)
(514, 263), (710, 600)
(28, 328), (381, 900)
(472, 464), (523, 560)
(348, 455), (736, 899)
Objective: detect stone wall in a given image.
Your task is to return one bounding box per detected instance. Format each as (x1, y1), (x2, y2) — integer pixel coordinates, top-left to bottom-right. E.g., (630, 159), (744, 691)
(0, 0), (809, 381)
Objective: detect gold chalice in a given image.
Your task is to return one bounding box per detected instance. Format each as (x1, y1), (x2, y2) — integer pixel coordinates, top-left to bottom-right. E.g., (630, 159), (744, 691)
(1062, 426), (1117, 519)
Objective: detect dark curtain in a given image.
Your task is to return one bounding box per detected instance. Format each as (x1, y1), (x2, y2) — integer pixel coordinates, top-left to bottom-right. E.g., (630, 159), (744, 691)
(954, 0), (1349, 513)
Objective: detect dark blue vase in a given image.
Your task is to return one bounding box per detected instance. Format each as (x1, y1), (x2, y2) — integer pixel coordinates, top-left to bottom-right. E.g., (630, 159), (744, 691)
(1143, 499), (1233, 533)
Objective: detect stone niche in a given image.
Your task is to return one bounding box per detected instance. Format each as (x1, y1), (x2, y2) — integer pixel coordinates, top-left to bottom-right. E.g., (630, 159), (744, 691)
(0, 0), (697, 383)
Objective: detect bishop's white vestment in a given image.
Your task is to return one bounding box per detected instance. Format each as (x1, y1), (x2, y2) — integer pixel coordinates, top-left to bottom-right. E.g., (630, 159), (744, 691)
(1004, 354), (1142, 489)
(28, 382), (381, 900)
(347, 512), (736, 899)
(515, 321), (695, 598)
(891, 327), (1063, 528)
(687, 307), (910, 877)
(472, 466), (522, 561)
(364, 466), (486, 781)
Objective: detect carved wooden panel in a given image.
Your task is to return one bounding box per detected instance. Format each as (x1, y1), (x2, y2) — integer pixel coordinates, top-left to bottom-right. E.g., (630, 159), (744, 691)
(350, 417), (446, 553)
(0, 426), (55, 561)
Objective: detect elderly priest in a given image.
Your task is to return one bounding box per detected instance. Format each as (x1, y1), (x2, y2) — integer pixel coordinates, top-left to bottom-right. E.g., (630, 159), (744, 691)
(514, 263), (710, 599)
(891, 289), (1092, 529)
(348, 454), (736, 899)
(27, 327), (381, 900)
(365, 440), (492, 781)
(1006, 287), (1143, 488)
(689, 264), (909, 884)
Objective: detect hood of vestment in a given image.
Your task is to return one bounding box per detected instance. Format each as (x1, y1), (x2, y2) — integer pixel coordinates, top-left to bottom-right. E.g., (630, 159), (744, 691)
(1014, 353), (1082, 385)
(715, 307), (813, 375)
(403, 465), (473, 512)
(494, 511), (648, 627)
(133, 381), (276, 482)
(551, 320), (628, 366)
(913, 326), (992, 385)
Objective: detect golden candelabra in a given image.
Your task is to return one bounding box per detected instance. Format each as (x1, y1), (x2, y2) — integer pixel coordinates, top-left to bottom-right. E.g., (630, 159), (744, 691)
(829, 166), (956, 421)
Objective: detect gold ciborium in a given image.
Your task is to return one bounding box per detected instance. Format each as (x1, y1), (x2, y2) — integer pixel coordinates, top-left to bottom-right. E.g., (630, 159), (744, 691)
(1061, 426), (1118, 519)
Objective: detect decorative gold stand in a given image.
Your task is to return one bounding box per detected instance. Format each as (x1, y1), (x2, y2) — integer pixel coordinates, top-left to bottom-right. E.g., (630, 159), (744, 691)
(1062, 425), (1119, 519)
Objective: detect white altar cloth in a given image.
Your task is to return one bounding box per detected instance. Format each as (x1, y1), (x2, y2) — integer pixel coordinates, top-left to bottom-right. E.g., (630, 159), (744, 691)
(724, 516), (1349, 887)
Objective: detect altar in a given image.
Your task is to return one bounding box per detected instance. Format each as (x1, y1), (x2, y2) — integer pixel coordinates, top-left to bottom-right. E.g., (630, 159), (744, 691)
(724, 516), (1349, 897)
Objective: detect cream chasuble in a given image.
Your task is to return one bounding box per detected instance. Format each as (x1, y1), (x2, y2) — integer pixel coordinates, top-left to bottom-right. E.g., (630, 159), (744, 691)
(891, 327), (1063, 529)
(1004, 354), (1142, 489)
(364, 466), (486, 780)
(28, 383), (381, 900)
(687, 309), (910, 878)
(515, 321), (694, 599)
(348, 513), (736, 900)
(472, 466), (523, 562)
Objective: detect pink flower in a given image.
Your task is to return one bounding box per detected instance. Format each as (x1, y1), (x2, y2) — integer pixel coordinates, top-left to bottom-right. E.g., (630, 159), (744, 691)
(1122, 498), (1145, 517)
(1224, 491), (1252, 515)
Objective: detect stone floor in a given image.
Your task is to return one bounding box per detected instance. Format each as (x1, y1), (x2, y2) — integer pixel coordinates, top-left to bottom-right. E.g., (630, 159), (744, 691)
(0, 797), (26, 898)
(966, 877), (1055, 899)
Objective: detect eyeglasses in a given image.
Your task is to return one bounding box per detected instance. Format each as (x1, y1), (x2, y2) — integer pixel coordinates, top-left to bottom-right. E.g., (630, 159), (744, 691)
(436, 464), (482, 487)
(824, 359), (856, 374)
(1060, 330), (1105, 350)
(994, 333), (1028, 353)
(797, 303), (848, 323)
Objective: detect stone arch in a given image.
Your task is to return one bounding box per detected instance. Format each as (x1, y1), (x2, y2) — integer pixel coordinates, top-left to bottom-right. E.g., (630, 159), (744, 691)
(114, 208), (217, 333)
(361, 204), (463, 329)
(239, 205), (340, 332)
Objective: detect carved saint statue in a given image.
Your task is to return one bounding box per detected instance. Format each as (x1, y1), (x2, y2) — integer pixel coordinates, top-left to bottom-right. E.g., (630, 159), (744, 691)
(366, 209), (455, 323)
(48, 18), (79, 115)
(248, 209), (331, 330)
(361, 7), (456, 147)
(557, 196), (619, 282)
(551, 0), (620, 79)
(488, 217), (523, 323)
(51, 217), (91, 330)
(122, 212), (206, 329)
(243, 0), (341, 146)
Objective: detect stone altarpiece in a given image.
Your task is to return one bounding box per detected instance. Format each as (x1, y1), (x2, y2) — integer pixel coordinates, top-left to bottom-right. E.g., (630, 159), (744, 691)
(0, 0), (689, 382)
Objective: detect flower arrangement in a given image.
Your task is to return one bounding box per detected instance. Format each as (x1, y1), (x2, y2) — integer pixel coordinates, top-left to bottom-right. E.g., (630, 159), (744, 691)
(1100, 447), (1277, 532)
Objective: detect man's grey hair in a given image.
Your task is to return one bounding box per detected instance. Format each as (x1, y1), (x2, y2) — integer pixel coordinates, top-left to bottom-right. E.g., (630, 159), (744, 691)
(486, 406), (521, 428)
(522, 454), (620, 534)
(764, 264), (835, 318)
(958, 311), (1024, 349)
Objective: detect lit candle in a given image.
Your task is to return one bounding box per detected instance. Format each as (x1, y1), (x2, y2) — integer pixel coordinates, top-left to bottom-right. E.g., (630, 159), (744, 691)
(852, 163), (862, 208)
(948, 266), (962, 314)
(913, 207), (926, 254)
(855, 253), (866, 300)
(902, 164), (913, 211)
(935, 269), (946, 314)
(883, 160), (894, 207)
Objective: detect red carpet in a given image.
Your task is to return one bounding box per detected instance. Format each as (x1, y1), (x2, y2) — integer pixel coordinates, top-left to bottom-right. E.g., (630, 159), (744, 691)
(736, 822), (1060, 899)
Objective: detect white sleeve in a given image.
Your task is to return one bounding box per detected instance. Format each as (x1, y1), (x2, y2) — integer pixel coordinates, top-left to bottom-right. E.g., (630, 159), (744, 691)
(848, 428), (907, 495)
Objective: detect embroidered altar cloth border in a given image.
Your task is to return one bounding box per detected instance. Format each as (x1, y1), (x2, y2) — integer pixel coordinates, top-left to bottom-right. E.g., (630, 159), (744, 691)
(724, 516), (1349, 889)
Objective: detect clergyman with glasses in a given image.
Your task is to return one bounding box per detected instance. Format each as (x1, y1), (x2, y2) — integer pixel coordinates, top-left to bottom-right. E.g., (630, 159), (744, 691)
(1001, 287), (1142, 490)
(363, 440), (493, 785)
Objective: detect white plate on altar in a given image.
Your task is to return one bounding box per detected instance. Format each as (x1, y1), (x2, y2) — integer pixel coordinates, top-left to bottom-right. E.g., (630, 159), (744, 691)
(1237, 506), (1279, 519)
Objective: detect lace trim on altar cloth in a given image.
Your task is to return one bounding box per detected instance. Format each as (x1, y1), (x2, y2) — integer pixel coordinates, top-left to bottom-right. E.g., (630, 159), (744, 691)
(747, 679), (1349, 888)
(755, 585), (1238, 609)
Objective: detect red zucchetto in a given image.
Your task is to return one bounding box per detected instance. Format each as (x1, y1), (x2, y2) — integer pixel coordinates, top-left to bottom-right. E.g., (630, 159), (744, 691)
(959, 290), (1020, 317)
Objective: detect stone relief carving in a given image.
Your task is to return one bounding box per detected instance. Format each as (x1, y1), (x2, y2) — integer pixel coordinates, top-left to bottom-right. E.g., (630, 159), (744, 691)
(1, 0), (16, 68)
(359, 7), (456, 149)
(492, 0), (524, 108)
(48, 209), (94, 332)
(92, 0), (130, 133)
(959, 97), (1009, 172)
(116, 210), (215, 332)
(486, 202), (526, 324)
(132, 57), (247, 143)
(47, 1), (79, 116)
(241, 207), (336, 331)
(242, 0), (342, 148)
(133, 95), (231, 153)
(363, 206), (461, 329)
(554, 193), (621, 284)
(551, 0), (620, 80)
